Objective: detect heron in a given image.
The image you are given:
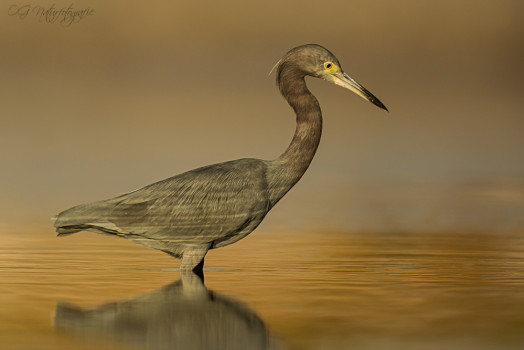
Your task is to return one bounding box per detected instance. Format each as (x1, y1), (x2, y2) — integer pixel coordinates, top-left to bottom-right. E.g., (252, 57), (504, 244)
(53, 44), (387, 274)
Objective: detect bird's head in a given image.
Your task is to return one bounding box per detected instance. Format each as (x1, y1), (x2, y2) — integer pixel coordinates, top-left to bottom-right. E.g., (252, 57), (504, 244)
(273, 44), (388, 111)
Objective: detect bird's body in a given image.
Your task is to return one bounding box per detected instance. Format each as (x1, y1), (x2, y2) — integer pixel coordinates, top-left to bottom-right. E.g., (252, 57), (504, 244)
(56, 159), (270, 254)
(54, 44), (387, 273)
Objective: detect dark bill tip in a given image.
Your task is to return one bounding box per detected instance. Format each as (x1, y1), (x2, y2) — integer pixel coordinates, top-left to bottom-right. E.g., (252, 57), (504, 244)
(358, 84), (388, 112)
(371, 96), (388, 112)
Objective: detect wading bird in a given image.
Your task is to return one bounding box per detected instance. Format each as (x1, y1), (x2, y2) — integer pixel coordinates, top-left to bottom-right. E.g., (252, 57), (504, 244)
(54, 44), (387, 274)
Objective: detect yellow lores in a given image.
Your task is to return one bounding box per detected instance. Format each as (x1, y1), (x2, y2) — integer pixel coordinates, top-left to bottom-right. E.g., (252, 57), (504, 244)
(323, 61), (339, 74)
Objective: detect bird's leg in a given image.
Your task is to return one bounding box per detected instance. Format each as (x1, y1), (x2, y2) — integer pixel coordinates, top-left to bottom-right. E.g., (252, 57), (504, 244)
(180, 246), (209, 276)
(179, 269), (207, 296)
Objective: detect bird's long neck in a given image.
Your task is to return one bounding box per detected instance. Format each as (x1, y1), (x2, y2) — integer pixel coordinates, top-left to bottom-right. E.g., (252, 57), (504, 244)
(267, 68), (322, 207)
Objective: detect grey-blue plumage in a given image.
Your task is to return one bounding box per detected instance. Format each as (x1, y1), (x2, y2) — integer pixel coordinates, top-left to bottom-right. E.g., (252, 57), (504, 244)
(53, 44), (387, 273)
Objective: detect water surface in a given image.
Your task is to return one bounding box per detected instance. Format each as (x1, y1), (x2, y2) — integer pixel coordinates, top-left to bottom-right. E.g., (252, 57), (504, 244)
(1, 230), (524, 349)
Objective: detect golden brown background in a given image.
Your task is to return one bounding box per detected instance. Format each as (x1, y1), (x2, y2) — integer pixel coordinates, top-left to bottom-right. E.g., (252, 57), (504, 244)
(2, 0), (523, 234)
(2, 3), (524, 350)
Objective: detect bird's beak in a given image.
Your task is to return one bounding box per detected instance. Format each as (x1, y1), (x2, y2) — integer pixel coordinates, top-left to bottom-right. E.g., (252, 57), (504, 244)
(328, 71), (388, 111)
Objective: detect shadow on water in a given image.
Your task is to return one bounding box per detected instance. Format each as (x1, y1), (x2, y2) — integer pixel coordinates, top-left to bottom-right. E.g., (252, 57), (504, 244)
(54, 272), (286, 350)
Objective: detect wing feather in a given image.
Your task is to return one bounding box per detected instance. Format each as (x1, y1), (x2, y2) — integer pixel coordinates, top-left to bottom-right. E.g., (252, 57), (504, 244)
(97, 159), (270, 243)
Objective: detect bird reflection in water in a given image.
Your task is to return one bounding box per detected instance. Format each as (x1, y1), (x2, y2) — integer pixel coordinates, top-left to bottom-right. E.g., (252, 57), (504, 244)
(55, 272), (286, 350)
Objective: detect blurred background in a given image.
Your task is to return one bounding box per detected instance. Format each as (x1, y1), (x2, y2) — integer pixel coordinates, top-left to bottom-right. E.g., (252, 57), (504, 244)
(1, 0), (523, 235)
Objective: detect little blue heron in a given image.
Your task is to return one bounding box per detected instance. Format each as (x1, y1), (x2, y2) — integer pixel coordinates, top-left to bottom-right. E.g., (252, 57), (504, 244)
(53, 44), (387, 274)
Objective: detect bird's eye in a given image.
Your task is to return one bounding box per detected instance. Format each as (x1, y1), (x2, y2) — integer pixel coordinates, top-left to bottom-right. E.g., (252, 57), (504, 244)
(324, 62), (333, 69)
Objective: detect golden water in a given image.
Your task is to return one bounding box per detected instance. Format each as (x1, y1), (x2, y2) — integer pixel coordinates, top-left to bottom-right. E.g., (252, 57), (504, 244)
(1, 230), (524, 349)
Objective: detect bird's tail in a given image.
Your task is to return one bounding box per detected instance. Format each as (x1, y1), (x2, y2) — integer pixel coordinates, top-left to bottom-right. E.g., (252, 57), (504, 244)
(55, 227), (83, 237)
(51, 213), (79, 236)
(52, 200), (111, 236)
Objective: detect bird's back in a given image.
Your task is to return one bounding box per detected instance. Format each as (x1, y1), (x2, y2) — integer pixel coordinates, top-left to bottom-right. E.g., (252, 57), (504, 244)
(54, 158), (271, 251)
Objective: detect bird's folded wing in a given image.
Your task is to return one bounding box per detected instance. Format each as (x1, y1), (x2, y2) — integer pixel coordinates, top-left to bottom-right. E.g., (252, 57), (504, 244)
(104, 159), (270, 241)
